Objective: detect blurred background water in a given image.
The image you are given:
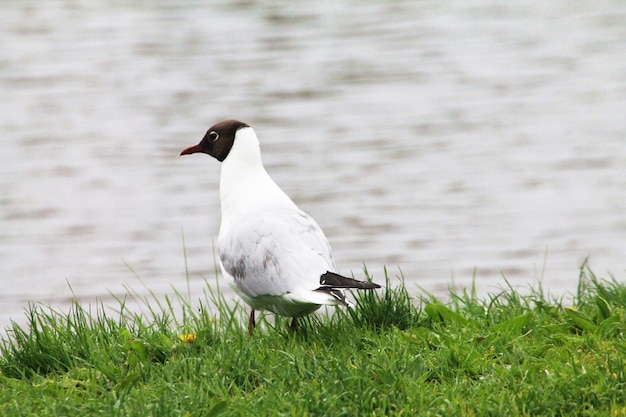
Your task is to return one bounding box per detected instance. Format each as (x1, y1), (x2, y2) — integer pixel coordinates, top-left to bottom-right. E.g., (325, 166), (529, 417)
(1, 1), (625, 330)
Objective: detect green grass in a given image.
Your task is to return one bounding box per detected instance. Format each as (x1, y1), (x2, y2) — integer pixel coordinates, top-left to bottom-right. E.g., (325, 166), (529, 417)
(2, 264), (626, 416)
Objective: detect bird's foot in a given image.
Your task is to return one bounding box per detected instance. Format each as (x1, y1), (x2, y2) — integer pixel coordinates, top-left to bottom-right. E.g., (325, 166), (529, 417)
(248, 310), (256, 336)
(289, 317), (298, 332)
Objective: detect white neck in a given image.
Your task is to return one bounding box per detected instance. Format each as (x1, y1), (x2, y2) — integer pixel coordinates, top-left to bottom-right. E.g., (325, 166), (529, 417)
(219, 127), (296, 220)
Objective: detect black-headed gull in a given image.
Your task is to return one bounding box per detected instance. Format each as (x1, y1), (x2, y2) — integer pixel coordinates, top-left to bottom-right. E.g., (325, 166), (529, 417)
(180, 119), (380, 333)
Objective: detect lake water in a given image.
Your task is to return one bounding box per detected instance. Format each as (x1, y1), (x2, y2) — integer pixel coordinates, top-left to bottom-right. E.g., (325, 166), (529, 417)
(1, 1), (625, 330)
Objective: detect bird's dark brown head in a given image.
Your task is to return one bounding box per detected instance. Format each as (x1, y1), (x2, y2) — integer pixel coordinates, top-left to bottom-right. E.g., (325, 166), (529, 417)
(180, 119), (250, 162)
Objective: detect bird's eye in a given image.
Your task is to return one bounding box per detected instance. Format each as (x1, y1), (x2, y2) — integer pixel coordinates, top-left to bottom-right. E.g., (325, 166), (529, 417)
(208, 131), (219, 142)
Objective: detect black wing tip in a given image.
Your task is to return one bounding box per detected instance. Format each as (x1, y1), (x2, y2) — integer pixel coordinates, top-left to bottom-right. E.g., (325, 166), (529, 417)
(319, 271), (382, 290)
(329, 289), (350, 306)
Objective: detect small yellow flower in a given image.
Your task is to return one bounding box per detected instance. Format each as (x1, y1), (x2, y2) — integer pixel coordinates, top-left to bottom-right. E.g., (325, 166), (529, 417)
(178, 332), (197, 344)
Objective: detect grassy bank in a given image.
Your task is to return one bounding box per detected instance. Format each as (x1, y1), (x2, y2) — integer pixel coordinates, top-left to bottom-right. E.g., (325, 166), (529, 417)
(1, 265), (626, 416)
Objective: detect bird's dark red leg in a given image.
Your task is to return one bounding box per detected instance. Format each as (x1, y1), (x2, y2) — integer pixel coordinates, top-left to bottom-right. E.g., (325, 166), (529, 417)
(248, 309), (256, 336)
(289, 317), (298, 332)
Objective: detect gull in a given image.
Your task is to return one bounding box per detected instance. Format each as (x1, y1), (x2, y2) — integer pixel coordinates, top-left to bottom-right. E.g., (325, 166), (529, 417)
(180, 119), (380, 333)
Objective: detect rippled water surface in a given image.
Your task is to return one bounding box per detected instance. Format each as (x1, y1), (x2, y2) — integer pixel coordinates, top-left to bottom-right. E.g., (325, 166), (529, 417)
(1, 1), (625, 329)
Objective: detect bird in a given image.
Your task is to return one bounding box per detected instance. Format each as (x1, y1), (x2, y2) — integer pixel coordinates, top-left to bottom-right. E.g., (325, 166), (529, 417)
(180, 119), (380, 333)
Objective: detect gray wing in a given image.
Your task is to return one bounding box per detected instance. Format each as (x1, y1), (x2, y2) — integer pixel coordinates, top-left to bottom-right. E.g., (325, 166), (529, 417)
(218, 207), (336, 299)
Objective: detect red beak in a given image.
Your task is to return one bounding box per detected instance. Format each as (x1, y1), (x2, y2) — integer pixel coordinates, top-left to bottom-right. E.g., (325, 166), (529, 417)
(180, 144), (203, 156)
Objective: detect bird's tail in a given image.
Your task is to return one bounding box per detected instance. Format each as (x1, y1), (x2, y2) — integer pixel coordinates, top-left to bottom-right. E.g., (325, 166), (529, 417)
(317, 271), (381, 290)
(314, 271), (381, 307)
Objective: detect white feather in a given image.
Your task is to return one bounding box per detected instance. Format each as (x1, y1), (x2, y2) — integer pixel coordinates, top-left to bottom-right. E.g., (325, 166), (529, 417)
(217, 127), (345, 316)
